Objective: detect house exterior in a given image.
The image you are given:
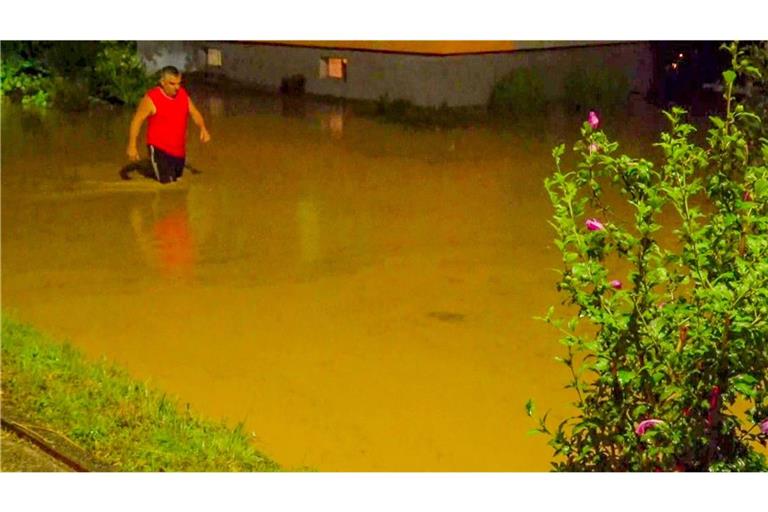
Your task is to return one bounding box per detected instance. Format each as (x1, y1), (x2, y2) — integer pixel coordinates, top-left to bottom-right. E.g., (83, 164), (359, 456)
(136, 41), (654, 107)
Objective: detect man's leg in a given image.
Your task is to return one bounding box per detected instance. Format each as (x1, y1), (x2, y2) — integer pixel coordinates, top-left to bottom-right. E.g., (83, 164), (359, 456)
(119, 158), (153, 180)
(173, 156), (186, 181)
(148, 145), (175, 184)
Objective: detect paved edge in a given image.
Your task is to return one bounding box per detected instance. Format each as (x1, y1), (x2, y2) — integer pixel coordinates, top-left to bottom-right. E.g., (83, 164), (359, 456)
(0, 406), (112, 472)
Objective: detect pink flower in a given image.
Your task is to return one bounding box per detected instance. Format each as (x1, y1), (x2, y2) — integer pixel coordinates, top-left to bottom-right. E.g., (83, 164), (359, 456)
(585, 218), (605, 231)
(743, 190), (752, 201)
(610, 279), (622, 290)
(588, 143), (599, 154)
(588, 111), (600, 129)
(760, 418), (768, 435)
(635, 419), (665, 435)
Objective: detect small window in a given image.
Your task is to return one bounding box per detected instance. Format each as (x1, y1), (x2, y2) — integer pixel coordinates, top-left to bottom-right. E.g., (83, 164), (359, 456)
(207, 48), (222, 67)
(319, 57), (347, 81)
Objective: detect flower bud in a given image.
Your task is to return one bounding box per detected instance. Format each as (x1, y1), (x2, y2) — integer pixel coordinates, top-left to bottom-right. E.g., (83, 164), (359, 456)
(588, 111), (600, 129)
(585, 218), (605, 231)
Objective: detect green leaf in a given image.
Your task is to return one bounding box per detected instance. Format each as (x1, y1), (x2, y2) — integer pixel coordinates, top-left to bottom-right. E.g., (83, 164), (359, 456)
(732, 374), (758, 398)
(735, 111), (762, 123)
(723, 70), (736, 86)
(525, 399), (535, 417)
(755, 179), (768, 196)
(593, 358), (610, 372)
(733, 382), (757, 398)
(734, 374), (758, 385)
(617, 369), (636, 386)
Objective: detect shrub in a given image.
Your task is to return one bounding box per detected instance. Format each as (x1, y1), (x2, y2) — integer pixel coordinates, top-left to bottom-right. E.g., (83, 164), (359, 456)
(531, 42), (768, 471)
(1, 41), (153, 108)
(740, 42), (768, 143)
(370, 94), (479, 129)
(43, 41), (103, 79)
(1, 52), (52, 107)
(561, 66), (631, 113)
(51, 77), (91, 111)
(489, 67), (548, 116)
(20, 89), (51, 108)
(91, 42), (155, 106)
(279, 74), (306, 95)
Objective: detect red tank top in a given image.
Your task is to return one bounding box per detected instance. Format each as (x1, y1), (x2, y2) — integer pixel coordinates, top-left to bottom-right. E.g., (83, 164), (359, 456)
(146, 86), (189, 157)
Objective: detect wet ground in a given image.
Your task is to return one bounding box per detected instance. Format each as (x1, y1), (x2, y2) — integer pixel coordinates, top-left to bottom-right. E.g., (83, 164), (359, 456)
(1, 92), (668, 471)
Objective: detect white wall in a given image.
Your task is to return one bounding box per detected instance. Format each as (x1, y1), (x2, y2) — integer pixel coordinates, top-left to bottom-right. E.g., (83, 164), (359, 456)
(137, 41), (653, 107)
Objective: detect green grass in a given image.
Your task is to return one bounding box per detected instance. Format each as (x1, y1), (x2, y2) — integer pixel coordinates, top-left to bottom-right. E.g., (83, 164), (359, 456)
(363, 95), (487, 130)
(1, 315), (282, 471)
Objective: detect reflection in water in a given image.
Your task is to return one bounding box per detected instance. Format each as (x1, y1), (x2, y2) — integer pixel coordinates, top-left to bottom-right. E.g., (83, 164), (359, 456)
(319, 105), (344, 139)
(19, 108), (51, 139)
(1, 96), (670, 471)
(154, 208), (195, 278)
(207, 96), (224, 117)
(130, 193), (196, 279)
(281, 96), (307, 118)
(296, 198), (320, 264)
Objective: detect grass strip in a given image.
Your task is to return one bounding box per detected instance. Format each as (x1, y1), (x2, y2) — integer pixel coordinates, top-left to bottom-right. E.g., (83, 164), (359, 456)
(1, 315), (281, 471)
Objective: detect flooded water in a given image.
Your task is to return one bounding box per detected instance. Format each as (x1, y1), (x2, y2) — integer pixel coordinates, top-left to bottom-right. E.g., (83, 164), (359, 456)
(1, 91), (667, 471)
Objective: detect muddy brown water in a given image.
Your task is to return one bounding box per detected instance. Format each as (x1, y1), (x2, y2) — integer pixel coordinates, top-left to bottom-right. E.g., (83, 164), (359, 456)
(1, 93), (667, 471)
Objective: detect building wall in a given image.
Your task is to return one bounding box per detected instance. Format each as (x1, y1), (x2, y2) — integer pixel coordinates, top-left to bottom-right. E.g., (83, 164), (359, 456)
(137, 41), (653, 107)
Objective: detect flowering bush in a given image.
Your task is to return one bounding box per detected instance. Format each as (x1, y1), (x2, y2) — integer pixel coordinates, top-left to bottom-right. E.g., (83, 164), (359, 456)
(530, 42), (768, 471)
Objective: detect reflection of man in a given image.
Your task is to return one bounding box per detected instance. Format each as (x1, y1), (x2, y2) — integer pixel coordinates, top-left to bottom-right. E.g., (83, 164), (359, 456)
(126, 66), (211, 184)
(130, 199), (196, 279)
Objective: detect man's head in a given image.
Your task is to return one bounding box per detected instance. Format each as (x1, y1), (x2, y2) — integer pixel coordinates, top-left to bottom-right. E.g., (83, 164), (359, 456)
(159, 66), (182, 97)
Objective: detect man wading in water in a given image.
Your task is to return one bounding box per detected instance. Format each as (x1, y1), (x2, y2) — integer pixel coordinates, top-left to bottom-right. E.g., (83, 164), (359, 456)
(126, 66), (211, 183)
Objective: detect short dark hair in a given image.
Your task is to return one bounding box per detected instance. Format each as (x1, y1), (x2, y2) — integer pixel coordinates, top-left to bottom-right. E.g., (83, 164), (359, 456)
(160, 65), (181, 77)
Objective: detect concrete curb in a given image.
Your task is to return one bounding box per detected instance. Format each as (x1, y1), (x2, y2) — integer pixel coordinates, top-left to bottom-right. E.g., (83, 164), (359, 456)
(1, 406), (112, 472)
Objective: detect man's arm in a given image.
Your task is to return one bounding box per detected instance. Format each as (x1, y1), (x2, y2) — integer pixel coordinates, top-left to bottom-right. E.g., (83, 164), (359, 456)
(126, 95), (155, 161)
(189, 98), (211, 143)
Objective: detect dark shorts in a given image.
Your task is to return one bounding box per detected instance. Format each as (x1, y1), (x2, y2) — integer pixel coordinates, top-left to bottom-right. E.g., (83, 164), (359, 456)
(149, 145), (186, 184)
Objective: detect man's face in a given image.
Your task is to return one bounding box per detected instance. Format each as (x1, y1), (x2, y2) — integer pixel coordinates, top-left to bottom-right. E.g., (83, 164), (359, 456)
(160, 73), (182, 97)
